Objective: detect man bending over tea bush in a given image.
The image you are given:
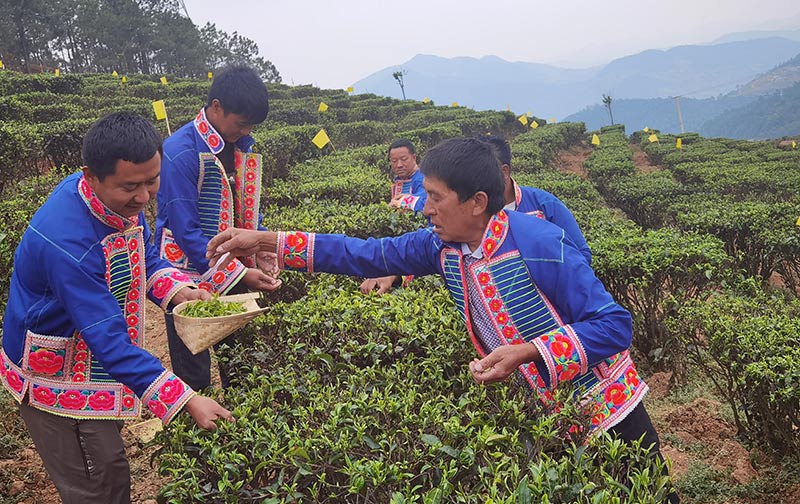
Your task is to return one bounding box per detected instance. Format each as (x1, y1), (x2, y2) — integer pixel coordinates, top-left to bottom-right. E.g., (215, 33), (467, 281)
(207, 137), (677, 502)
(0, 112), (234, 503)
(156, 65), (281, 391)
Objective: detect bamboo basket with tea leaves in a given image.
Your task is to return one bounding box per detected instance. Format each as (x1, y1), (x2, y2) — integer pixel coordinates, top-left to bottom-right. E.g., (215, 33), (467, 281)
(172, 292), (269, 354)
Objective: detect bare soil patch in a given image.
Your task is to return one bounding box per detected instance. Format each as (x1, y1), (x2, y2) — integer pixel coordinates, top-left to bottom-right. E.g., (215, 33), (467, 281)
(631, 144), (662, 173)
(551, 143), (592, 178)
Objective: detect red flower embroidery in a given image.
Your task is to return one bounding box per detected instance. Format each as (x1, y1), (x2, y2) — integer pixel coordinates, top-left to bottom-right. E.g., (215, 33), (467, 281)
(604, 383), (628, 406)
(90, 198), (105, 216)
(172, 272), (190, 282)
(148, 399), (167, 419)
(219, 223), (228, 231)
(128, 238), (138, 251)
(130, 252), (140, 264)
(558, 362), (581, 382)
(80, 180), (92, 197)
(72, 373), (85, 382)
(225, 261), (237, 272)
(33, 386), (57, 406)
(245, 185), (255, 195)
(126, 315), (139, 327)
(491, 222), (503, 237)
(72, 362), (86, 373)
(76, 340), (88, 351)
(88, 391), (115, 410)
(284, 256), (307, 270)
(123, 396), (135, 408)
(128, 328), (138, 341)
(221, 200), (230, 209)
(198, 121), (209, 134)
(126, 301), (139, 314)
(625, 368), (640, 387)
(244, 222), (254, 229)
(496, 312), (509, 324)
(28, 349), (64, 375)
(212, 271), (226, 284)
(74, 351), (87, 362)
(484, 239), (496, 253)
(222, 188), (230, 198)
(5, 370), (24, 392)
(246, 158), (257, 169)
(477, 272), (490, 285)
(502, 326), (516, 338)
(128, 289), (139, 300)
(286, 233), (307, 250)
(159, 379), (185, 405)
(114, 237), (126, 249)
(58, 390), (88, 409)
(152, 277), (173, 299)
(245, 197), (254, 207)
(483, 285), (496, 298)
(592, 413), (606, 426)
(489, 298), (502, 312)
(221, 211), (230, 221)
(208, 134), (220, 148)
(550, 334), (575, 359)
(245, 209), (254, 220)
(107, 216), (124, 230)
(198, 282), (213, 291)
(246, 170), (256, 180)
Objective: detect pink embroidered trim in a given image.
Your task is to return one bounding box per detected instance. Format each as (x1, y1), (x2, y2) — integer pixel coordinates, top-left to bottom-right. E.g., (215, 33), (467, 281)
(147, 268), (195, 310)
(78, 176), (137, 231)
(277, 231), (314, 272)
(143, 370), (195, 425)
(399, 195), (419, 210)
(193, 108), (224, 154)
(481, 211), (509, 259)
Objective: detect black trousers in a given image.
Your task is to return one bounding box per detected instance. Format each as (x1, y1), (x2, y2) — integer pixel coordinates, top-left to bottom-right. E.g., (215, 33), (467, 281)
(19, 401), (131, 504)
(609, 402), (680, 504)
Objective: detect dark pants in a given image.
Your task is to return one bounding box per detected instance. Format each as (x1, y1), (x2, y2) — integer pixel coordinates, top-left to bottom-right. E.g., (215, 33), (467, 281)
(165, 312), (240, 391)
(19, 400), (131, 504)
(609, 402), (680, 503)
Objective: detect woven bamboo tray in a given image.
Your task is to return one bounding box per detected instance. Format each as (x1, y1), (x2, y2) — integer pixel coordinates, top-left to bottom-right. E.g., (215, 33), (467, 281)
(172, 292), (268, 355)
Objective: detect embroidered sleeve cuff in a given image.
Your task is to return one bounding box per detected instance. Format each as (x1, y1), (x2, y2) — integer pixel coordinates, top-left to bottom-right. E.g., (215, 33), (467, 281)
(197, 257), (247, 294)
(531, 325), (588, 389)
(147, 268), (196, 310)
(276, 231), (315, 272)
(143, 371), (196, 425)
(399, 195), (420, 210)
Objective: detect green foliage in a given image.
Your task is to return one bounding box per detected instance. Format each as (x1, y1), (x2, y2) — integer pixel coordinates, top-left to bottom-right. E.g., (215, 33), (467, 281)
(592, 226), (731, 376)
(668, 288), (800, 456)
(156, 277), (672, 503)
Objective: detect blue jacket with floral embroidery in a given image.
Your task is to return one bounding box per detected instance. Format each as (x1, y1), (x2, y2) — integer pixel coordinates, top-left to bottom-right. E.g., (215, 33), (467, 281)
(156, 108), (266, 293)
(1, 173), (196, 423)
(274, 210), (647, 433)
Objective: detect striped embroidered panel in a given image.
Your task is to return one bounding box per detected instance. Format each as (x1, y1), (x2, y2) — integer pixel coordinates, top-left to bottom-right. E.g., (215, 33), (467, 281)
(442, 253), (465, 318)
(198, 157), (224, 239)
(488, 254), (559, 340)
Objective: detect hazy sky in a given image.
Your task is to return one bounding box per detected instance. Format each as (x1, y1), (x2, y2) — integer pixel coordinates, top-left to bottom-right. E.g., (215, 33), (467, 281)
(185, 0), (800, 89)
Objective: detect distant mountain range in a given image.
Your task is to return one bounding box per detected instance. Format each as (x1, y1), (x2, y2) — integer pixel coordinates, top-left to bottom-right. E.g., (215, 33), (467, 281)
(352, 33), (800, 139)
(566, 51), (800, 138)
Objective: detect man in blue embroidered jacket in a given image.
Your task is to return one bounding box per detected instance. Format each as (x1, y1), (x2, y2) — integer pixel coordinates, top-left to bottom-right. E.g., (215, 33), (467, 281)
(156, 65), (280, 391)
(207, 137), (665, 449)
(1, 112), (233, 504)
(387, 138), (427, 212)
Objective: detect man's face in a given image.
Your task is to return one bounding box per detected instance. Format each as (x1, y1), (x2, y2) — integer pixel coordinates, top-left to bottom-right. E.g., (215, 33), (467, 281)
(422, 176), (481, 243)
(207, 99), (255, 144)
(389, 147), (418, 179)
(84, 153), (161, 218)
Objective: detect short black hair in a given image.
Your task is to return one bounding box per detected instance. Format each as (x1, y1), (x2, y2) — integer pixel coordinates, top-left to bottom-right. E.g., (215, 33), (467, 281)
(388, 138), (416, 157)
(82, 112), (163, 181)
(207, 64), (269, 124)
(480, 135), (512, 167)
(420, 137), (505, 214)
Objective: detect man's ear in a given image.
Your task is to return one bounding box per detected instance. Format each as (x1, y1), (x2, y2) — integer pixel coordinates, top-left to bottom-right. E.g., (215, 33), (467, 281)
(82, 166), (97, 188)
(501, 165), (511, 179)
(471, 191), (489, 216)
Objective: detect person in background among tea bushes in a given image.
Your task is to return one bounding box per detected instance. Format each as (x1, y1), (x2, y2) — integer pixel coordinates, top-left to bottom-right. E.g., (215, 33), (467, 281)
(0, 112), (234, 504)
(156, 64), (281, 391)
(361, 138), (428, 293)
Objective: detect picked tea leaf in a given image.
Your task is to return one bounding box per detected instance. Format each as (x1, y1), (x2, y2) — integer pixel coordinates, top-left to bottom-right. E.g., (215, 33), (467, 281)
(181, 295), (247, 318)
